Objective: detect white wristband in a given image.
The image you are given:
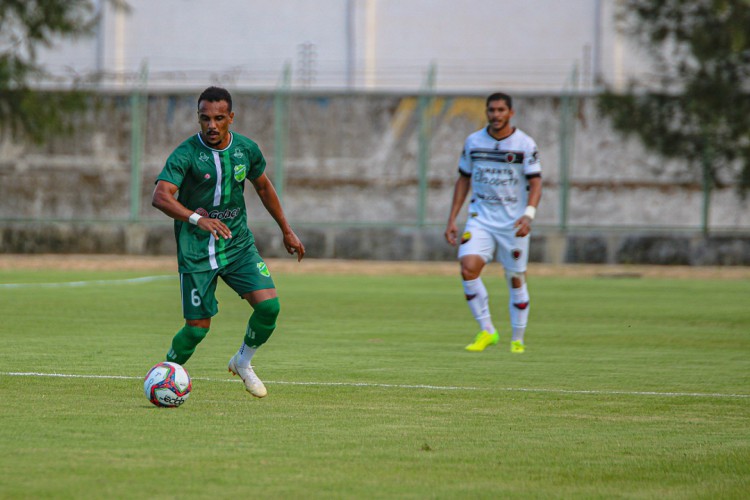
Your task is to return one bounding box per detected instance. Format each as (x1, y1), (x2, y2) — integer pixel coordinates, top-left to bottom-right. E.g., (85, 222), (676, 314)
(188, 212), (202, 225)
(523, 206), (536, 220)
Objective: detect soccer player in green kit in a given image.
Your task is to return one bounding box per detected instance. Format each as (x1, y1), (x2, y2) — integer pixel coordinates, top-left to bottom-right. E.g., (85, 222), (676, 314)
(152, 86), (305, 398)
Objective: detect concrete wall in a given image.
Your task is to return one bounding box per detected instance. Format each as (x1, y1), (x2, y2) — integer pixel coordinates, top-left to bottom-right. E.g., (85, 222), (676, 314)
(1, 92), (748, 265)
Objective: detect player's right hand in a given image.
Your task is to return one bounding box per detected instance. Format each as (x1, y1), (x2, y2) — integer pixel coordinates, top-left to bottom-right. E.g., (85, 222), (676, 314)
(445, 221), (458, 246)
(197, 217), (232, 240)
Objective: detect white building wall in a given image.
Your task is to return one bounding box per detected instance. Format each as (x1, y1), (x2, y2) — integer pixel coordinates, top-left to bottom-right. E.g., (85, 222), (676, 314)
(35, 0), (652, 92)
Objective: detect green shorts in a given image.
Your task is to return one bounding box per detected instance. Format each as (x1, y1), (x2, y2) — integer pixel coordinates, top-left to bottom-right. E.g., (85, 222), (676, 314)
(179, 246), (275, 320)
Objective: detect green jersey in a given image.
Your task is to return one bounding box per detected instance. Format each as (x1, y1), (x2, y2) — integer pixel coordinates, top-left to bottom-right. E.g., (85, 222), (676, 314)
(156, 132), (266, 273)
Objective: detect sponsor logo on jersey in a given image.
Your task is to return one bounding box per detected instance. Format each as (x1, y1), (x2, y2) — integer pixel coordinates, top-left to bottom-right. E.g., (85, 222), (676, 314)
(461, 232), (472, 244)
(475, 193), (518, 204)
(198, 152), (210, 163)
(233, 149), (244, 159)
(473, 166), (519, 187)
(194, 207), (240, 220)
(257, 261), (270, 277)
(512, 248), (522, 260)
(234, 164), (247, 182)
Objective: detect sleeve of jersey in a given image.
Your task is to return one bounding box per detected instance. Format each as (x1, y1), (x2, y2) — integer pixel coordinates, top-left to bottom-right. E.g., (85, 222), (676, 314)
(247, 144), (267, 180)
(156, 147), (188, 187)
(523, 139), (542, 177)
(458, 139), (472, 177)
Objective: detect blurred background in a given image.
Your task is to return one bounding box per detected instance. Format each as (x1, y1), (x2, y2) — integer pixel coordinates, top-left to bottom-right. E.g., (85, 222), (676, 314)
(1, 0), (748, 265)
(33, 0), (643, 92)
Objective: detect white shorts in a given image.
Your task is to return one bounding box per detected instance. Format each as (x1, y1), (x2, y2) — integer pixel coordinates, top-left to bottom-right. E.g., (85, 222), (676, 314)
(457, 219), (530, 273)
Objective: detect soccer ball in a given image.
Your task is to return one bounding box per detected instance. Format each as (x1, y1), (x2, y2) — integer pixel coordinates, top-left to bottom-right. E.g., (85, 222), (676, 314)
(144, 361), (192, 408)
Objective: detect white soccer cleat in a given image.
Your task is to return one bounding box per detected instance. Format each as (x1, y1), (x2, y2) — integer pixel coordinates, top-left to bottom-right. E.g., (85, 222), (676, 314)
(228, 354), (267, 398)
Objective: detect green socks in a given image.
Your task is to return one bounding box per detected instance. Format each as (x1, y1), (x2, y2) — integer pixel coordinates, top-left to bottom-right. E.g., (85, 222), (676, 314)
(165, 298), (280, 363)
(244, 297), (280, 348)
(166, 325), (209, 364)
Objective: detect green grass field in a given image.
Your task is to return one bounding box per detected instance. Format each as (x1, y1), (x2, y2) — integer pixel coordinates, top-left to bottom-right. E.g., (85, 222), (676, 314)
(1, 263), (749, 499)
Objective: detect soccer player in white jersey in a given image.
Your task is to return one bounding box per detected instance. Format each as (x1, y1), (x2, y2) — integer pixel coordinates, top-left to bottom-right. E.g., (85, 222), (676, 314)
(444, 93), (542, 353)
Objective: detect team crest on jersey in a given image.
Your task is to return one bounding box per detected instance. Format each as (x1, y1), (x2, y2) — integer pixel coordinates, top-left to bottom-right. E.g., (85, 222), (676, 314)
(257, 261), (270, 278)
(505, 152), (516, 163)
(198, 152), (210, 163)
(512, 248), (523, 260)
(234, 164), (247, 182)
(461, 232), (472, 244)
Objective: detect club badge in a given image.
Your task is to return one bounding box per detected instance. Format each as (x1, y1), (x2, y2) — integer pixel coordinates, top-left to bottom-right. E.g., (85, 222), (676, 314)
(234, 164), (247, 182)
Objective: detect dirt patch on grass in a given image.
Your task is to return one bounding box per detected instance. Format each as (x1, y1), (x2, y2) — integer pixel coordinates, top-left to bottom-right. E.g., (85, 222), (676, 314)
(1, 254), (749, 280)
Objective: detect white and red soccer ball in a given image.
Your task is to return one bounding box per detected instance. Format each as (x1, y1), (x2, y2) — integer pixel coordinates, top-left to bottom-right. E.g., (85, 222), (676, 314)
(143, 362), (192, 408)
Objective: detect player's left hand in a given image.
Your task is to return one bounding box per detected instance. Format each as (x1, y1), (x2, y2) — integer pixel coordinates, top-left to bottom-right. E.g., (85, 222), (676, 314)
(514, 216), (532, 237)
(283, 231), (305, 261)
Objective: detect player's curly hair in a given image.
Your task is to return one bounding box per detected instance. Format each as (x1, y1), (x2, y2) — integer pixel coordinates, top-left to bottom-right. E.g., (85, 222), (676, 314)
(198, 86), (232, 111)
(486, 92), (512, 109)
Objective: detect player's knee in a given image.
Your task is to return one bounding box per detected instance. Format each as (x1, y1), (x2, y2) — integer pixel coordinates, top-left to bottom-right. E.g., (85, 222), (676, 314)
(460, 257), (484, 281)
(186, 318), (211, 329)
(253, 297), (280, 324)
(505, 271), (525, 288)
(461, 269), (476, 281)
(461, 265), (482, 281)
(183, 324), (209, 341)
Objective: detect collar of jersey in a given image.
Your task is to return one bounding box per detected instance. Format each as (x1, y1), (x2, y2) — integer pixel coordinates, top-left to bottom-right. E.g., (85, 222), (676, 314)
(484, 126), (516, 142)
(196, 132), (234, 152)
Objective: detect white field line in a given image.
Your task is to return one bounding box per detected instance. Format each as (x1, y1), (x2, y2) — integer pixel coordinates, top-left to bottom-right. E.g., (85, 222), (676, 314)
(1, 371), (748, 399)
(0, 275), (173, 289)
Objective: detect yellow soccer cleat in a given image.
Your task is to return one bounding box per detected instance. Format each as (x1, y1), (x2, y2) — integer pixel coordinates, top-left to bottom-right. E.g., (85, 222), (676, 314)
(465, 330), (499, 352)
(510, 340), (525, 353)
